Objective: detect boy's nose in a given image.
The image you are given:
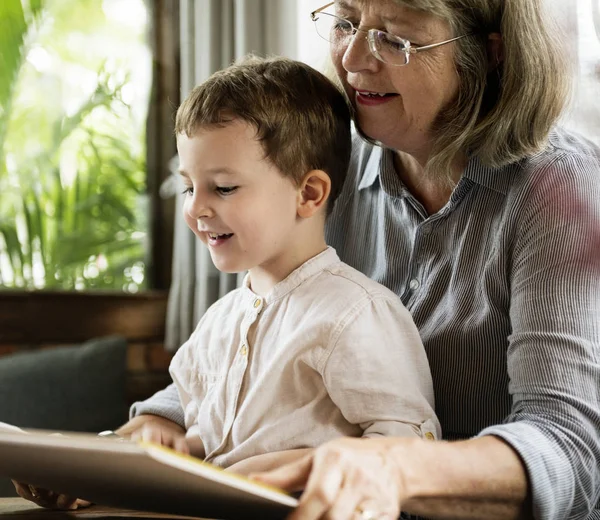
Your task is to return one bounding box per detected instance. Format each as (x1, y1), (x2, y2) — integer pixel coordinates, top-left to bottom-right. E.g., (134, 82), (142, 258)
(186, 198), (214, 220)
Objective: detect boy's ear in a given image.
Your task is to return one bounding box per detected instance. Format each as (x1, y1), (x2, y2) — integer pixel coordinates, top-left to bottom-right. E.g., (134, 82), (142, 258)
(297, 170), (331, 219)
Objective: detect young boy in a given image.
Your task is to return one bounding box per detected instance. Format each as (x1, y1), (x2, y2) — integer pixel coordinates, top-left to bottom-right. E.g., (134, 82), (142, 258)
(163, 56), (439, 471)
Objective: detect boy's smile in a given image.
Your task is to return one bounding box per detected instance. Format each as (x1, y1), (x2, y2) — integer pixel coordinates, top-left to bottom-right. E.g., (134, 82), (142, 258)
(177, 119), (324, 292)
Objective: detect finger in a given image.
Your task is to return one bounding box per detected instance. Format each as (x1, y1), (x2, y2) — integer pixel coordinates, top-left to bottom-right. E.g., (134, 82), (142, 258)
(136, 424), (163, 444)
(55, 494), (79, 510)
(14, 482), (51, 507)
(288, 452), (346, 520)
(13, 481), (35, 502)
(324, 468), (363, 520)
(251, 454), (313, 492)
(75, 499), (92, 508)
(173, 436), (190, 455)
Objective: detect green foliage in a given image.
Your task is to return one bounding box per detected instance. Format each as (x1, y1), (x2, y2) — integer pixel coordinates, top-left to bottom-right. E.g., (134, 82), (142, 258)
(0, 0), (149, 291)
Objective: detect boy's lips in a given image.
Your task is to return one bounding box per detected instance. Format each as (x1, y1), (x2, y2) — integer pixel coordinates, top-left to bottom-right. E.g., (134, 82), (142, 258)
(200, 230), (234, 247)
(207, 232), (233, 240)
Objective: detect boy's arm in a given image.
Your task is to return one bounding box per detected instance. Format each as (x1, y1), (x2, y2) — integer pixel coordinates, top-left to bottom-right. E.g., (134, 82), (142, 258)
(128, 382), (186, 428)
(226, 448), (314, 476)
(323, 296), (440, 439)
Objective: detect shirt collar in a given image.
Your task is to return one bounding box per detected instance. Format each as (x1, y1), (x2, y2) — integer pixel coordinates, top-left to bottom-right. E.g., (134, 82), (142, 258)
(358, 145), (515, 197)
(242, 247), (341, 305)
(358, 145), (383, 190)
(460, 155), (514, 196)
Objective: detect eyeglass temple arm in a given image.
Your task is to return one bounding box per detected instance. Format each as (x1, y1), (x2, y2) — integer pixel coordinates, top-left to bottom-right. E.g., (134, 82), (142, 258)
(311, 1), (334, 19)
(411, 33), (470, 53)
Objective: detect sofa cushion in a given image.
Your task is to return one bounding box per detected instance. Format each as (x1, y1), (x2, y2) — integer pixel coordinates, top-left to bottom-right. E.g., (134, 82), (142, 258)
(0, 335), (129, 432)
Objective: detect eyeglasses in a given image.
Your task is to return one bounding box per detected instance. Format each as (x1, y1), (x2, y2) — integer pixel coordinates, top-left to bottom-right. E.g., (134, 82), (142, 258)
(310, 2), (470, 67)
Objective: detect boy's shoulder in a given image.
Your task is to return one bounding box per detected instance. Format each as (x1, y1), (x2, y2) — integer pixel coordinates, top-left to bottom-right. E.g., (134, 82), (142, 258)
(313, 259), (402, 306)
(203, 285), (247, 316)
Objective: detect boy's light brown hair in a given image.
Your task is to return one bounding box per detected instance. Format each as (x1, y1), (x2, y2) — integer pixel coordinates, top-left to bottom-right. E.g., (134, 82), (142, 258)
(175, 55), (352, 209)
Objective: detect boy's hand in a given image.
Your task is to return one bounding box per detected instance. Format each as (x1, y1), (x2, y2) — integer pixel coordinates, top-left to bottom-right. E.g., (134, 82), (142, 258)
(12, 415), (190, 510)
(119, 414), (191, 454)
(12, 481), (91, 510)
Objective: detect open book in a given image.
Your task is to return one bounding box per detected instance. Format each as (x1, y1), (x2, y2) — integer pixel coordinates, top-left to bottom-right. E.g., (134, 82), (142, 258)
(0, 424), (297, 519)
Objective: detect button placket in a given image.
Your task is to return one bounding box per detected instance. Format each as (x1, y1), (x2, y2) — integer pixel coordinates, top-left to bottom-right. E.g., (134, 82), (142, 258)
(210, 300), (260, 457)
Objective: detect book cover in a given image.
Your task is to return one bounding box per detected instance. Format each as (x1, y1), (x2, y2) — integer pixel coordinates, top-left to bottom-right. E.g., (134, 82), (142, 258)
(0, 427), (297, 519)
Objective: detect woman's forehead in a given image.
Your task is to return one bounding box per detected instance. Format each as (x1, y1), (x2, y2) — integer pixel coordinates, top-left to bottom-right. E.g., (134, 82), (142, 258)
(338, 0), (450, 18)
(336, 0), (452, 34)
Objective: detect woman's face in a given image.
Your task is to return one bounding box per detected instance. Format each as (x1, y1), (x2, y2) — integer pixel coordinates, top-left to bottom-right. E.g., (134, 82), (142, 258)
(331, 0), (461, 160)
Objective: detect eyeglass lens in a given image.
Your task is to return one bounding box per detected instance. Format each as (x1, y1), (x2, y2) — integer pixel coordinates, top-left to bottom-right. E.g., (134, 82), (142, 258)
(313, 12), (410, 65)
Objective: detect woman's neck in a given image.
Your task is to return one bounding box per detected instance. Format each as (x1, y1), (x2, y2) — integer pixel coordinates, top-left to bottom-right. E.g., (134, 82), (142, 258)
(392, 151), (467, 215)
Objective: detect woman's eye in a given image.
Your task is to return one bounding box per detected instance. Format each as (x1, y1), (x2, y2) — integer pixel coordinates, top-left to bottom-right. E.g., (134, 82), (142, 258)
(216, 186), (238, 195)
(181, 186), (193, 195)
(333, 19), (354, 32)
(379, 33), (407, 52)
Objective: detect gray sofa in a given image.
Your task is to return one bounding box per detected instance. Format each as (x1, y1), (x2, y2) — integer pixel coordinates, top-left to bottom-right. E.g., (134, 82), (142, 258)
(0, 336), (129, 496)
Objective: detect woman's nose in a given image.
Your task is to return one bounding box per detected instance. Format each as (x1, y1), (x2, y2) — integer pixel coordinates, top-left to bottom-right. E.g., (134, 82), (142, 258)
(342, 31), (380, 73)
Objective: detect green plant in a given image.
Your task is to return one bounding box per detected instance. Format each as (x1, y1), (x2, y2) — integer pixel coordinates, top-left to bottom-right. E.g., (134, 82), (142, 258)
(0, 0), (148, 291)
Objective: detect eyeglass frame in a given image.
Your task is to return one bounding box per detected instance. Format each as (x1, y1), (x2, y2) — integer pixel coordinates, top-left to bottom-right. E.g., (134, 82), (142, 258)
(310, 1), (471, 66)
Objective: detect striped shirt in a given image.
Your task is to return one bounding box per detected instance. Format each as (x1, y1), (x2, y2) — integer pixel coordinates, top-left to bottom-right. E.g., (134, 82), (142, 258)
(132, 127), (600, 519)
(324, 127), (600, 520)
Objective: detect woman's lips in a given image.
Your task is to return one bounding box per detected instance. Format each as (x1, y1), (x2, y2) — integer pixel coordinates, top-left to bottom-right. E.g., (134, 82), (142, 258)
(355, 90), (398, 106)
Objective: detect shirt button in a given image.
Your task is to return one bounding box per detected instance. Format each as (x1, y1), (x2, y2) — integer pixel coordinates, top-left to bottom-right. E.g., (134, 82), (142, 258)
(240, 344), (248, 356)
(425, 432), (435, 441)
(253, 299), (261, 308)
(409, 279), (420, 291)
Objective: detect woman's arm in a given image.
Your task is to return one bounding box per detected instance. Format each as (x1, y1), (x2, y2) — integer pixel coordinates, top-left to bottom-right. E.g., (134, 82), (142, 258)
(254, 435), (530, 520)
(399, 436), (529, 519)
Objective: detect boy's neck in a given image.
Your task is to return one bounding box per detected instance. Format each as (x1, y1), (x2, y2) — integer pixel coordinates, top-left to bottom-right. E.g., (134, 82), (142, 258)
(248, 222), (327, 298)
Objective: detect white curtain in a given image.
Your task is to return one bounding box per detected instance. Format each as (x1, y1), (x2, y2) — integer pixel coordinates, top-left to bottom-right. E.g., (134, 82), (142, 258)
(164, 0), (298, 351)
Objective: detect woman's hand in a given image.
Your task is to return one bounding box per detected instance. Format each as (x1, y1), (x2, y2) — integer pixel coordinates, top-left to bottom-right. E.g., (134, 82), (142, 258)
(252, 437), (404, 520)
(12, 481), (91, 510)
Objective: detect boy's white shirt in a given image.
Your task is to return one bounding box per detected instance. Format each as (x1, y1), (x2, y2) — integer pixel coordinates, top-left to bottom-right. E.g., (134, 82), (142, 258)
(169, 247), (440, 468)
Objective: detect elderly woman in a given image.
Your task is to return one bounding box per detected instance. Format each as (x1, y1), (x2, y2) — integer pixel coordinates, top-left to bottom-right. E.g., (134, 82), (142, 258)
(249, 1), (600, 519)
(15, 0), (599, 518)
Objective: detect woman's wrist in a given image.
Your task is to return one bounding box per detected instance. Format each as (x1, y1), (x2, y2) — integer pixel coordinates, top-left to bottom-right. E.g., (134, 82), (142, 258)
(385, 437), (435, 504)
(387, 436), (530, 519)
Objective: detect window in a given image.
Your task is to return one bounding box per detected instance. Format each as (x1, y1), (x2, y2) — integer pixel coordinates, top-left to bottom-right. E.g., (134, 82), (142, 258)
(0, 0), (153, 291)
(562, 0), (600, 143)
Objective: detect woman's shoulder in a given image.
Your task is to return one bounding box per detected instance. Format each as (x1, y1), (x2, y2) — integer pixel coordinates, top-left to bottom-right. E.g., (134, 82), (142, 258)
(546, 126), (600, 161)
(504, 127), (600, 202)
(517, 127), (600, 182)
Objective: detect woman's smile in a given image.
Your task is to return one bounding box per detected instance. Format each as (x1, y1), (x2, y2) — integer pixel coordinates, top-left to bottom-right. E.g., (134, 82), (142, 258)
(355, 89), (399, 106)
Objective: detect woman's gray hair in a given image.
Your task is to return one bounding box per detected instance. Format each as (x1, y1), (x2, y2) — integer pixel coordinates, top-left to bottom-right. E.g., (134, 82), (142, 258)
(357, 0), (572, 180)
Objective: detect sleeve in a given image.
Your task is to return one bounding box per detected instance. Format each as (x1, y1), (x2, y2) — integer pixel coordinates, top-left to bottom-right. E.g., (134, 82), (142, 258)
(478, 153), (600, 520)
(321, 294), (441, 440)
(129, 382), (185, 428)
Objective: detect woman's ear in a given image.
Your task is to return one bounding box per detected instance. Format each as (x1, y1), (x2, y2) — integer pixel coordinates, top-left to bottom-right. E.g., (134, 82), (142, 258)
(297, 170), (331, 219)
(487, 33), (504, 71)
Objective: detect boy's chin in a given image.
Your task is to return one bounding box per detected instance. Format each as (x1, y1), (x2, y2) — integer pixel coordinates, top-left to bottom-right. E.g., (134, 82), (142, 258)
(208, 255), (245, 275)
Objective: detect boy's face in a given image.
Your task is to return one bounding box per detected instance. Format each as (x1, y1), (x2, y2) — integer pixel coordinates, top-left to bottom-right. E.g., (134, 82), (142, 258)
(177, 120), (301, 274)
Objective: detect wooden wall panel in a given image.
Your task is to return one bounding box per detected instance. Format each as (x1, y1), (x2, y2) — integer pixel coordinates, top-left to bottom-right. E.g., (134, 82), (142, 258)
(0, 291), (168, 344)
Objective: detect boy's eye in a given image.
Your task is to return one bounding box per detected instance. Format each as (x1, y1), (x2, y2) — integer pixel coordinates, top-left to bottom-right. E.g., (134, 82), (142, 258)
(216, 186), (238, 195)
